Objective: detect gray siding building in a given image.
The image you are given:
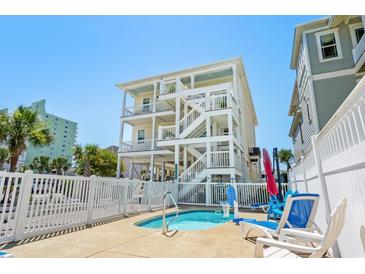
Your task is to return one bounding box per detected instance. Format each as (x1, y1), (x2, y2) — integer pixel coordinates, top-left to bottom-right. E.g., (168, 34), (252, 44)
(288, 16), (365, 160)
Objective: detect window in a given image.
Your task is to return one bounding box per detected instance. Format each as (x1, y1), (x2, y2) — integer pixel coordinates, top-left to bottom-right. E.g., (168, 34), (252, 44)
(349, 22), (364, 48)
(299, 122), (304, 144)
(355, 28), (364, 43)
(137, 129), (145, 144)
(142, 98), (150, 112)
(315, 29), (342, 62)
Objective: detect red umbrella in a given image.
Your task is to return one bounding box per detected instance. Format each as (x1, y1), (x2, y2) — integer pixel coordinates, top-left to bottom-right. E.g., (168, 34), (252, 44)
(262, 148), (278, 196)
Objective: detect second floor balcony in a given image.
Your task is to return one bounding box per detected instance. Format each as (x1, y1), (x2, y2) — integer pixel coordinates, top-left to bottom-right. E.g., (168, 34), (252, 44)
(119, 139), (162, 153)
(122, 101), (172, 118)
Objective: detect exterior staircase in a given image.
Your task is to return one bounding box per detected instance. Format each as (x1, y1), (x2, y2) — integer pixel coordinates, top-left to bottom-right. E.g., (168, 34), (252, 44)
(178, 152), (208, 202)
(179, 100), (206, 139)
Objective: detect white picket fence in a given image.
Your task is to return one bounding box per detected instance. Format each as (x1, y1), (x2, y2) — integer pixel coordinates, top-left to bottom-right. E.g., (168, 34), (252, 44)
(289, 76), (365, 258)
(0, 171), (176, 244)
(177, 182), (288, 208)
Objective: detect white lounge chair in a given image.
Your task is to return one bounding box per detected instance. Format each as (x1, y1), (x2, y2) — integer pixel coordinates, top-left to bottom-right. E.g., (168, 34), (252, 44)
(240, 193), (321, 240)
(255, 198), (347, 258)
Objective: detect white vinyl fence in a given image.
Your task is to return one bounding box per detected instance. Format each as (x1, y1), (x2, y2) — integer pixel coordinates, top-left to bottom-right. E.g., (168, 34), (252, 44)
(0, 171), (176, 244)
(177, 182), (288, 208)
(289, 77), (365, 258)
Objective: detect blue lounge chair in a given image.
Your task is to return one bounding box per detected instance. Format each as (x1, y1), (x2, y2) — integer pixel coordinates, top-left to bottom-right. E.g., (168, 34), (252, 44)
(0, 251), (13, 258)
(266, 190), (297, 220)
(240, 193), (321, 239)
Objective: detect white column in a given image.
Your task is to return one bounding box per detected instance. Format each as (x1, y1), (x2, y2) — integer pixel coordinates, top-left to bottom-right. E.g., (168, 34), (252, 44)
(153, 81), (157, 112)
(206, 116), (212, 205)
(150, 155), (155, 182)
(206, 116), (211, 168)
(162, 161), (165, 182)
(228, 112), (235, 175)
(118, 90), (127, 163)
(174, 144), (180, 181)
(362, 16), (365, 26)
(117, 155), (121, 178)
(228, 112), (233, 135)
(175, 96), (181, 137)
(151, 116), (156, 149)
(190, 74), (195, 89)
(121, 89), (127, 117)
(183, 146), (188, 172)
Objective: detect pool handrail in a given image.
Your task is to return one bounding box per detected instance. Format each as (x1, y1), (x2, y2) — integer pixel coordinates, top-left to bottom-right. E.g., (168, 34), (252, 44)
(162, 191), (179, 237)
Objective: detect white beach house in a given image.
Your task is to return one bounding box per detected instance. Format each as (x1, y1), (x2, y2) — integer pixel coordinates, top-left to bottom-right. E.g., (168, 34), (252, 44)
(116, 58), (260, 184)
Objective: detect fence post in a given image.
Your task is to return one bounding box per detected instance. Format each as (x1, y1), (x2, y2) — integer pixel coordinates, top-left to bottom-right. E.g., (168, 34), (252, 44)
(301, 155), (309, 193)
(86, 175), (97, 226)
(312, 135), (341, 257)
(14, 170), (34, 241)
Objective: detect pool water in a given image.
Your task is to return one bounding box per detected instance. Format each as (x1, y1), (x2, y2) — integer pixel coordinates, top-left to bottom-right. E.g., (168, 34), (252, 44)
(136, 210), (234, 231)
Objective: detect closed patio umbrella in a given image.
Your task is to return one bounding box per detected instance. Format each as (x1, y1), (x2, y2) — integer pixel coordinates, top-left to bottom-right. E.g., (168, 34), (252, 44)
(262, 148), (278, 196)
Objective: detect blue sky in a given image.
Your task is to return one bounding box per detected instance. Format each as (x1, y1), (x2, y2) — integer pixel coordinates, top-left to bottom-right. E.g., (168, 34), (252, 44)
(0, 16), (321, 154)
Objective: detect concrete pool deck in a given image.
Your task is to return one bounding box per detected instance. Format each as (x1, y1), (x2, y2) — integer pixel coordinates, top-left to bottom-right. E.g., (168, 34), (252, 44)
(1, 208), (266, 258)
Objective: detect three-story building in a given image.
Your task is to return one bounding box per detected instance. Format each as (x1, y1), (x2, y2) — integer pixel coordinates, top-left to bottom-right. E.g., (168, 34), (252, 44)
(116, 58), (259, 184)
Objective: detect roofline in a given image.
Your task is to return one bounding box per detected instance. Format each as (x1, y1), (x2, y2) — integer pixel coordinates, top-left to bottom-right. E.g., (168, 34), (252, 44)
(290, 16), (331, 69)
(116, 57), (242, 89)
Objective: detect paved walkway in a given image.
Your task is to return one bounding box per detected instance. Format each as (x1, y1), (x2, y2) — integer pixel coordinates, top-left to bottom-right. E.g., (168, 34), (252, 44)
(2, 208), (266, 258)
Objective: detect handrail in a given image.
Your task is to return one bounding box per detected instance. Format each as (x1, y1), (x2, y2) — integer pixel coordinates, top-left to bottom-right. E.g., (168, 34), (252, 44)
(162, 191), (179, 237)
(178, 152), (207, 182)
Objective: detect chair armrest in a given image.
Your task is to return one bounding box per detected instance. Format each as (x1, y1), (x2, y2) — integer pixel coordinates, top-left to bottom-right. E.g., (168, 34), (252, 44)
(280, 229), (324, 241)
(255, 237), (318, 257)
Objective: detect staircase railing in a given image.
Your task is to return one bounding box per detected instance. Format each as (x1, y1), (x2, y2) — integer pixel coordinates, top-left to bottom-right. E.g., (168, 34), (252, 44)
(179, 108), (201, 134)
(178, 152), (207, 182)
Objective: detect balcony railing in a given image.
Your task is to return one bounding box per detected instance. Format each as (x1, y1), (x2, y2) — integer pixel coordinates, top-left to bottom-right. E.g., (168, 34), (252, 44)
(119, 139), (161, 152)
(123, 102), (172, 117)
(158, 125), (176, 140)
(210, 151), (230, 167)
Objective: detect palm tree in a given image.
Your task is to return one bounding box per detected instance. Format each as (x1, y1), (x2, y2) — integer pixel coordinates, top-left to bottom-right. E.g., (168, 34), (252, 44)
(0, 147), (9, 170)
(73, 144), (99, 177)
(62, 160), (71, 175)
(51, 157), (70, 175)
(0, 107), (54, 172)
(38, 156), (51, 174)
(30, 156), (51, 174)
(278, 149), (294, 183)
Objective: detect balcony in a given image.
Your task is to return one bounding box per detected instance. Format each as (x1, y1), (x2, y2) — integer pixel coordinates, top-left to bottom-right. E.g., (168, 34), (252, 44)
(119, 139), (162, 152)
(158, 125), (176, 140)
(248, 147), (261, 158)
(123, 101), (172, 117)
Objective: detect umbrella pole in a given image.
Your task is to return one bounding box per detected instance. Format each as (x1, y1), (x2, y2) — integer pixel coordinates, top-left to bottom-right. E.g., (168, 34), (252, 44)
(273, 148), (283, 202)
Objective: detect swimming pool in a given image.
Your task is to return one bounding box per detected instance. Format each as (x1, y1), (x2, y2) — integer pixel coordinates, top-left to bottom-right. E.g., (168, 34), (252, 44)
(136, 210), (233, 231)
